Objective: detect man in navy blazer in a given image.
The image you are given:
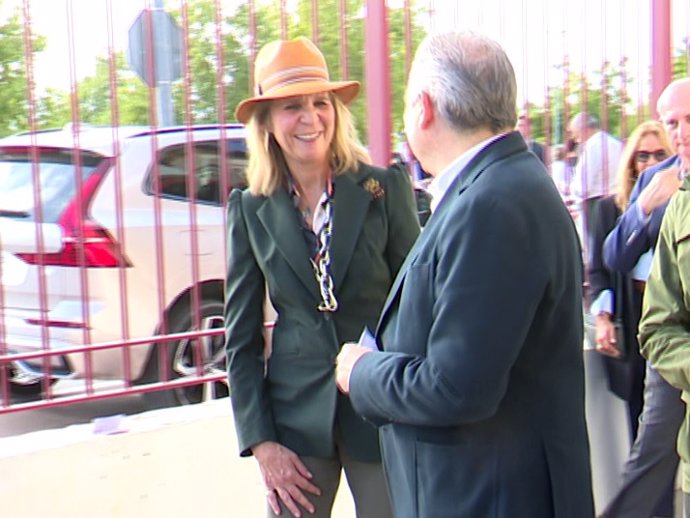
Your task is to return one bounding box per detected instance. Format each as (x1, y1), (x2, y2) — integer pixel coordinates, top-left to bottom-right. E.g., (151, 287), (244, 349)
(603, 154), (684, 272)
(335, 31), (594, 518)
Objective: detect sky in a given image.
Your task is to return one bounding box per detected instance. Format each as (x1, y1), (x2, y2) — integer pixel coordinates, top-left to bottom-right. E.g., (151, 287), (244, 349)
(1, 0), (689, 106)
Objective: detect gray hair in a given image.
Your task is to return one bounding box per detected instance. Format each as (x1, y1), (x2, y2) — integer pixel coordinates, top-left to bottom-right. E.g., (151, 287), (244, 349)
(569, 112), (600, 131)
(407, 31), (517, 133)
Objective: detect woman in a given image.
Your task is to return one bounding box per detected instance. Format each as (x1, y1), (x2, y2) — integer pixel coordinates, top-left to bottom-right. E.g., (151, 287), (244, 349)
(224, 37), (420, 518)
(588, 120), (672, 439)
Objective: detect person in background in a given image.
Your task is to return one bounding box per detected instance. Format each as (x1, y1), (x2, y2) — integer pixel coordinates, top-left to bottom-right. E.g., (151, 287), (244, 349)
(588, 120), (672, 444)
(568, 112), (623, 259)
(550, 143), (572, 196)
(224, 36), (420, 518)
(516, 112), (545, 163)
(335, 30), (593, 518)
(601, 78), (690, 518)
(637, 77), (690, 518)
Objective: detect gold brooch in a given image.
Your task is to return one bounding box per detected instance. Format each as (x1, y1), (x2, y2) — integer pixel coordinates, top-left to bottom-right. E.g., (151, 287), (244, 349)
(362, 178), (385, 199)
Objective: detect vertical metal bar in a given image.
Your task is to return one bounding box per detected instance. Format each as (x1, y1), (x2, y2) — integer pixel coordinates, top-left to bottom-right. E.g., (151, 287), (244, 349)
(311, 0), (319, 46)
(65, 0), (95, 397)
(403, 0), (412, 79)
(338, 0), (349, 80)
(24, 0), (51, 400)
(365, 0), (391, 167)
(178, 0), (203, 379)
(540, 0), (550, 163)
(142, 0), (170, 384)
(636, 0), (645, 125)
(249, 0), (257, 96)
(105, 0), (132, 387)
(520, 0), (528, 114)
(280, 0), (288, 40)
(213, 0), (229, 201)
(650, 0), (671, 118)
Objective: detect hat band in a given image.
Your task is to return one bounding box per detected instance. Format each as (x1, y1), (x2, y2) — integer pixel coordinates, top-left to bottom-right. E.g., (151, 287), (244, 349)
(257, 65), (329, 95)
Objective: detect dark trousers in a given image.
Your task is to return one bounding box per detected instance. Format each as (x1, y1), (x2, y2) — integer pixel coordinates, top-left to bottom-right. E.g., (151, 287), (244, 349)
(600, 364), (683, 518)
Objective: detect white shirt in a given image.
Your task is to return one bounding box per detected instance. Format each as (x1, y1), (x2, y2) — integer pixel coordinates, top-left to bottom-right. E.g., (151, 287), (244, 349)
(427, 133), (505, 213)
(572, 130), (623, 200)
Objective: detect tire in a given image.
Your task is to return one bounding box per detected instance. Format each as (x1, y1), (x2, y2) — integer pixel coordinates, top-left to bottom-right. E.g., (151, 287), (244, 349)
(2, 364), (56, 402)
(140, 298), (229, 408)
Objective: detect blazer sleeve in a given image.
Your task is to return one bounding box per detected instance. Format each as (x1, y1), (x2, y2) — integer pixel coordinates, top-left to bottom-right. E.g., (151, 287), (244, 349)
(588, 197), (618, 299)
(383, 163), (421, 275)
(224, 188), (276, 456)
(603, 168), (657, 273)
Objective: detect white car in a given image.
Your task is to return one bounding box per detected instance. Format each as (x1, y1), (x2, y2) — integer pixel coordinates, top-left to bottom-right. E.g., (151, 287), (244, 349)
(0, 124), (247, 407)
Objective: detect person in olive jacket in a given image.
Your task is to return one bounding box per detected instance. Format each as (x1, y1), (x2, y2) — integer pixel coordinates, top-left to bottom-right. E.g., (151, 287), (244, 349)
(224, 37), (420, 518)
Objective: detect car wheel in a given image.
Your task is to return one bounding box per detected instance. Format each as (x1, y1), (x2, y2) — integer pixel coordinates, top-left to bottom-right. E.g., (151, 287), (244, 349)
(2, 365), (56, 402)
(140, 298), (228, 408)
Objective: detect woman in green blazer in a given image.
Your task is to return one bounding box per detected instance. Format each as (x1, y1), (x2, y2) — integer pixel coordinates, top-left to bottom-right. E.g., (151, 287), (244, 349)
(224, 37), (420, 518)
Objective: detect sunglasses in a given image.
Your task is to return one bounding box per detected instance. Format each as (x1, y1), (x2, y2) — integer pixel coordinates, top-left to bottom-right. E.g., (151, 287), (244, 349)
(635, 150), (668, 163)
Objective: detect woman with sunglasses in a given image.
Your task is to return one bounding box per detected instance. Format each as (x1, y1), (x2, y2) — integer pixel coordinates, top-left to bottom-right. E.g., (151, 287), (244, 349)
(224, 37), (420, 518)
(588, 120), (674, 516)
(590, 120), (672, 433)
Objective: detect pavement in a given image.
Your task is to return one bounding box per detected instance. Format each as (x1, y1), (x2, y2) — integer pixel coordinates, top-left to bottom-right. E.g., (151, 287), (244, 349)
(0, 399), (355, 518)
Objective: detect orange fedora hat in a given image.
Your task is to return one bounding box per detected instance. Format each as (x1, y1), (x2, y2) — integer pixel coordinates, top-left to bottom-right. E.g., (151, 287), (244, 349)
(234, 37), (360, 124)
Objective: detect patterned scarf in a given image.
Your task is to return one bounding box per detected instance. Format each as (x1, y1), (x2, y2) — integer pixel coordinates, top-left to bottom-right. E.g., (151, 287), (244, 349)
(288, 172), (338, 312)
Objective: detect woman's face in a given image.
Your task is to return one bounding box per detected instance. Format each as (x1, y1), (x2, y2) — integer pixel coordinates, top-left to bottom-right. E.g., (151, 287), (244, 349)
(267, 92), (335, 173)
(633, 133), (668, 175)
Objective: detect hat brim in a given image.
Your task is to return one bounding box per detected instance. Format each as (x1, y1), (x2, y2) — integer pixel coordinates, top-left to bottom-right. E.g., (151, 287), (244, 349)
(234, 80), (360, 124)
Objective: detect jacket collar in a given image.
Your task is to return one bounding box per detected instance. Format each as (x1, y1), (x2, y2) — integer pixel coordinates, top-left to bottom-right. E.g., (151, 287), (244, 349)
(376, 131), (527, 334)
(256, 167), (374, 302)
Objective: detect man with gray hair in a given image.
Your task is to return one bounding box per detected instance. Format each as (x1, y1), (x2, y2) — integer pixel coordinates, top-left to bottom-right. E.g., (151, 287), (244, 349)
(335, 31), (594, 518)
(568, 112), (623, 257)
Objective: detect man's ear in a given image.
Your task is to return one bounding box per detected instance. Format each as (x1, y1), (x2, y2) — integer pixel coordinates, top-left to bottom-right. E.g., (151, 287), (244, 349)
(419, 92), (435, 129)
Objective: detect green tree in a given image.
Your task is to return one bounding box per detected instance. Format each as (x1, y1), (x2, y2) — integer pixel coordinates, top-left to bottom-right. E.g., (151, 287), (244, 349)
(0, 8), (46, 136)
(166, 0), (424, 139)
(36, 53), (150, 129)
(672, 40), (689, 79)
(78, 54), (150, 126)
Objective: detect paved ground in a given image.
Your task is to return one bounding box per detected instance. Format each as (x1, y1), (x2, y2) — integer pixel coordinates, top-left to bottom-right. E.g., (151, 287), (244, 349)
(0, 399), (356, 518)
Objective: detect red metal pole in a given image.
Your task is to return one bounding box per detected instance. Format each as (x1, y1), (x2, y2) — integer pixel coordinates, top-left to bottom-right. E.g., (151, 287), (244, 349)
(365, 0), (391, 167)
(650, 0), (671, 118)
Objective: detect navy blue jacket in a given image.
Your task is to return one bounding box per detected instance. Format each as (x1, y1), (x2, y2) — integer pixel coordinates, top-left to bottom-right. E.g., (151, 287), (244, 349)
(603, 155), (679, 273)
(349, 132), (594, 518)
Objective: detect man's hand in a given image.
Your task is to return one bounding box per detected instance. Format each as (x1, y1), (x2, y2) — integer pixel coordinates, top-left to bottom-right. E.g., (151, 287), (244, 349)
(594, 313), (622, 359)
(252, 441), (321, 517)
(335, 343), (372, 394)
(638, 167), (683, 216)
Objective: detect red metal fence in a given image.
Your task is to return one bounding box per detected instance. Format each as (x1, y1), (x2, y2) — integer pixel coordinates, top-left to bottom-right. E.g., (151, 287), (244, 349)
(0, 0), (688, 413)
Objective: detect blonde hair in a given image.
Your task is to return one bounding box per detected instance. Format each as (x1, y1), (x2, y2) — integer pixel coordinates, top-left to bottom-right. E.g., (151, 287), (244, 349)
(244, 94), (371, 196)
(614, 120), (673, 211)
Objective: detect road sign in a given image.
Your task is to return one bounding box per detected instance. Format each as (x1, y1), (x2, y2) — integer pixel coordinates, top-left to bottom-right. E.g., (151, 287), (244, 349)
(127, 9), (182, 87)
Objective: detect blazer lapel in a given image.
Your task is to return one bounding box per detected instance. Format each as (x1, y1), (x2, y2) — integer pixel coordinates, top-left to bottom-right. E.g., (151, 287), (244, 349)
(376, 132), (527, 335)
(330, 173), (371, 290)
(257, 188), (320, 300)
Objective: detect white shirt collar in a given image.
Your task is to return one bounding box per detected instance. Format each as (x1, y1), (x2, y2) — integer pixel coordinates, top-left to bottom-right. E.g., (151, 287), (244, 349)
(427, 133), (506, 212)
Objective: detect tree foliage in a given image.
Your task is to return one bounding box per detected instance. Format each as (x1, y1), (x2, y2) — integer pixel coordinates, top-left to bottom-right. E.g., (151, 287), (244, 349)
(0, 8), (46, 136)
(165, 0), (424, 140)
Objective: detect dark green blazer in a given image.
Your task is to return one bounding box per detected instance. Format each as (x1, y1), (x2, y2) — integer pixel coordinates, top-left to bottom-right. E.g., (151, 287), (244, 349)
(224, 162), (420, 462)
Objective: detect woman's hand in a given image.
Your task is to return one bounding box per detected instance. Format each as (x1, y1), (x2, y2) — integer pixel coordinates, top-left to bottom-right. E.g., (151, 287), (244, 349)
(594, 312), (622, 359)
(252, 441), (321, 517)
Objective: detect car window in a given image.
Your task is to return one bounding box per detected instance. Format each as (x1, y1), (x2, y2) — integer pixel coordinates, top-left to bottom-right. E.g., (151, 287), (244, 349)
(0, 149), (102, 222)
(148, 138), (247, 205)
